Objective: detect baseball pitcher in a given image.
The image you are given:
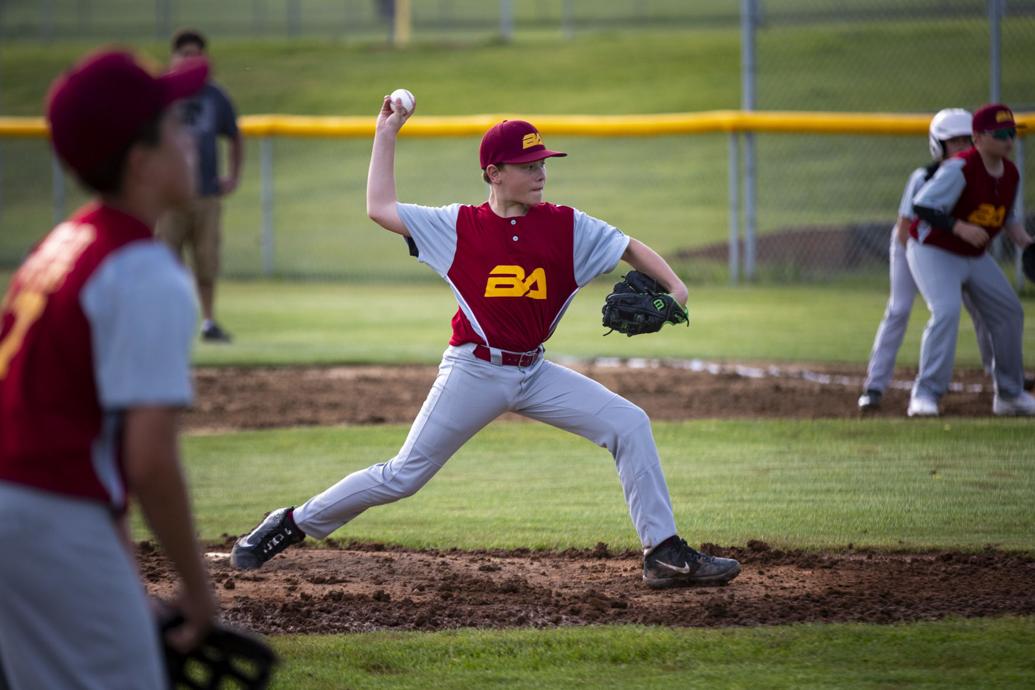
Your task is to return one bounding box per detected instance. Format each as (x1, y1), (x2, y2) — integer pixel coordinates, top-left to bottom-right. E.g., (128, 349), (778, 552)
(230, 94), (741, 589)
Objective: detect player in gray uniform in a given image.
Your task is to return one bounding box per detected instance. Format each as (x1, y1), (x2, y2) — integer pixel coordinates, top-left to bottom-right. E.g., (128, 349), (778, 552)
(906, 103), (1035, 417)
(0, 51), (216, 689)
(229, 93), (742, 589)
(858, 109), (993, 411)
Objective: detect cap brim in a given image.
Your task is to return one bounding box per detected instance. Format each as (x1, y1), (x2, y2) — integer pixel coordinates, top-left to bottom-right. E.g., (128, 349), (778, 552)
(157, 56), (208, 107)
(500, 149), (568, 165)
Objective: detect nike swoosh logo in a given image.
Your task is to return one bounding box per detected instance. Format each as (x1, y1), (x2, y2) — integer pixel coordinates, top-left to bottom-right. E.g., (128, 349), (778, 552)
(655, 559), (692, 574)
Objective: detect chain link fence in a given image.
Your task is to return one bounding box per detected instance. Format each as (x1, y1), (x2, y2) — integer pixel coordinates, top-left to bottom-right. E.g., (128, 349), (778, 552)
(738, 0), (1035, 281)
(0, 0), (735, 42)
(2, 1), (1034, 284)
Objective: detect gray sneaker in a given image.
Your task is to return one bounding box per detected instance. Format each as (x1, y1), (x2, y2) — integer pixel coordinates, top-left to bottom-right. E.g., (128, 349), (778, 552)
(230, 507), (305, 570)
(643, 536), (741, 588)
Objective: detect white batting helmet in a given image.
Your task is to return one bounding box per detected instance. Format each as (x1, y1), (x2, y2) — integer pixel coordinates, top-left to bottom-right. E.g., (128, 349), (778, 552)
(928, 108), (972, 161)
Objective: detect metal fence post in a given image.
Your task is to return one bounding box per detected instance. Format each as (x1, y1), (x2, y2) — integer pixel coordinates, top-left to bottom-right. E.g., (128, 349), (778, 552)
(287, 0), (301, 36)
(989, 0), (1002, 103)
(41, 0), (55, 42)
(260, 137), (275, 276)
(51, 153), (65, 227)
(728, 133), (740, 285)
(500, 0), (513, 42)
(1014, 136), (1025, 289)
(155, 0), (172, 41)
(741, 0), (758, 280)
(562, 0), (574, 40)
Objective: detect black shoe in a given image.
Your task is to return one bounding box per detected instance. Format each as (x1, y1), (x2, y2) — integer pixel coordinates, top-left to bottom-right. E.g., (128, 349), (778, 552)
(230, 507), (305, 570)
(643, 536), (741, 588)
(201, 322), (232, 343)
(857, 389), (882, 411)
(1025, 376), (1035, 392)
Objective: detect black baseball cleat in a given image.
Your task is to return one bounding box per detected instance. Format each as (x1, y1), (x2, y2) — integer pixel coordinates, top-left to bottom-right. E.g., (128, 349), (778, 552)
(201, 322), (233, 343)
(643, 536), (741, 588)
(230, 507), (305, 570)
(857, 389), (882, 411)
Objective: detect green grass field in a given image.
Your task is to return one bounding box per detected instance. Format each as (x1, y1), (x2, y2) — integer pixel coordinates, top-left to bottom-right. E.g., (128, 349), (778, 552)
(192, 280), (1034, 367)
(270, 620), (1035, 689)
(6, 11), (1035, 688)
(174, 419), (1035, 552)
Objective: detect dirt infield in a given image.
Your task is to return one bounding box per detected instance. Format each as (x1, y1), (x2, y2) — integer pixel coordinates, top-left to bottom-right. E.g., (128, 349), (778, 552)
(141, 541), (1035, 634)
(158, 361), (1035, 633)
(186, 361), (1005, 432)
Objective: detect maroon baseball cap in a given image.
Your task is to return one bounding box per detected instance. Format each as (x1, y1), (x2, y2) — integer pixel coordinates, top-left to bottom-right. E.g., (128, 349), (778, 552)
(46, 50), (208, 177)
(972, 103), (1022, 133)
(479, 120), (567, 169)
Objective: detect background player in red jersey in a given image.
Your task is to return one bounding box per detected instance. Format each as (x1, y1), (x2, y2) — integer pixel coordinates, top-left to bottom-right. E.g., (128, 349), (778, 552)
(230, 93), (742, 589)
(906, 103), (1035, 417)
(857, 108), (994, 413)
(0, 51), (217, 688)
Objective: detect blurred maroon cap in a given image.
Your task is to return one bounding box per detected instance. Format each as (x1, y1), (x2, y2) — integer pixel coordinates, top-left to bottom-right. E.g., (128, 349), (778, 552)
(46, 50), (208, 177)
(479, 120), (567, 169)
(971, 103), (1020, 133)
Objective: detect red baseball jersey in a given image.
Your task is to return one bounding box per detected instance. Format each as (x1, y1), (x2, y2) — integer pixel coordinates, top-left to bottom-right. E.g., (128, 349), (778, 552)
(399, 201), (629, 353)
(910, 147), (1020, 257)
(0, 203), (196, 510)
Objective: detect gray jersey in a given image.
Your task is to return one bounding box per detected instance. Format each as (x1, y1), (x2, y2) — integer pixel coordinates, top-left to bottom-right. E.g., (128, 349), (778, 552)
(898, 167), (929, 219)
(80, 241), (197, 507)
(397, 203), (629, 286)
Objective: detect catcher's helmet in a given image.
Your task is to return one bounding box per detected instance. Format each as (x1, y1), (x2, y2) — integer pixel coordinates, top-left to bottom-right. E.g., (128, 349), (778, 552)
(929, 108), (972, 161)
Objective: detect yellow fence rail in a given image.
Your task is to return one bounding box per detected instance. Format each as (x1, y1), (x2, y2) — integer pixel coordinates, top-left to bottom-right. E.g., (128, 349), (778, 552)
(3, 110), (1029, 284)
(2, 110), (1033, 139)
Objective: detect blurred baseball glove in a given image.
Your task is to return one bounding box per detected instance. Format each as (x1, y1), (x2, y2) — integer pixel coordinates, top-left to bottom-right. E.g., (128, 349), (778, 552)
(1023, 244), (1035, 284)
(601, 271), (689, 336)
(159, 608), (277, 690)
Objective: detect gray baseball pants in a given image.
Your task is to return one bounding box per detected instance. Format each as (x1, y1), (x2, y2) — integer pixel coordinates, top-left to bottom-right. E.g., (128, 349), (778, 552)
(0, 482), (166, 690)
(294, 343), (678, 550)
(906, 239), (1027, 401)
(864, 232), (993, 392)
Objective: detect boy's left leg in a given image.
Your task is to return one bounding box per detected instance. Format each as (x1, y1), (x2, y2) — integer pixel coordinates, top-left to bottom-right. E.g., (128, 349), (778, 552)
(515, 360), (676, 550)
(516, 361), (739, 586)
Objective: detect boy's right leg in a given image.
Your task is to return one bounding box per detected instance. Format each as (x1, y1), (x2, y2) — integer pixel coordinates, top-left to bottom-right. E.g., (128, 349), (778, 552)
(861, 239), (918, 406)
(515, 362), (739, 587)
(232, 349), (511, 568)
(906, 241), (965, 410)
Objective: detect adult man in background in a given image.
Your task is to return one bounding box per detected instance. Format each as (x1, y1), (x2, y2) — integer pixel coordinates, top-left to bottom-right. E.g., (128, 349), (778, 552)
(157, 28), (244, 343)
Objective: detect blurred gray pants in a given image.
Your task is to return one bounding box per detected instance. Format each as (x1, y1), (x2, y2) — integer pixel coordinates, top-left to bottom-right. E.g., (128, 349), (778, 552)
(906, 240), (1026, 401)
(864, 233), (993, 392)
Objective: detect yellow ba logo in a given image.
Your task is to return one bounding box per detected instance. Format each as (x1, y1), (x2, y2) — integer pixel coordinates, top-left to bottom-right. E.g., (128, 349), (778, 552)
(484, 265), (547, 299)
(521, 132), (544, 150)
(967, 203), (1005, 227)
(996, 110), (1013, 123)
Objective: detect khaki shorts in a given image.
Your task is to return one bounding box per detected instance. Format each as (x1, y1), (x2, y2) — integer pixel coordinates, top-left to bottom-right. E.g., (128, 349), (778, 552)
(155, 196), (223, 285)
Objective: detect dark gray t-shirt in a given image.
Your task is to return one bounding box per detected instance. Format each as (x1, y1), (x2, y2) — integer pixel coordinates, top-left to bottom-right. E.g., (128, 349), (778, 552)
(181, 82), (239, 197)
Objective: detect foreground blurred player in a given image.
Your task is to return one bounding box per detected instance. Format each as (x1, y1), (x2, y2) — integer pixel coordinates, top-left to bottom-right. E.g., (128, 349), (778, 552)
(0, 51), (217, 688)
(230, 94), (742, 589)
(907, 103), (1035, 417)
(857, 108), (993, 412)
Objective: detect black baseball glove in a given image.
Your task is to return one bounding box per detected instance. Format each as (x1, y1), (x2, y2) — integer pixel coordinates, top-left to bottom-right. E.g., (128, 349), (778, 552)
(1023, 244), (1035, 284)
(159, 608), (277, 690)
(601, 271), (689, 336)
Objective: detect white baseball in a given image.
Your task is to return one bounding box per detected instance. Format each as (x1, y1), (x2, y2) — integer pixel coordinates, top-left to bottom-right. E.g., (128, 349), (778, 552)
(389, 88), (415, 114)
